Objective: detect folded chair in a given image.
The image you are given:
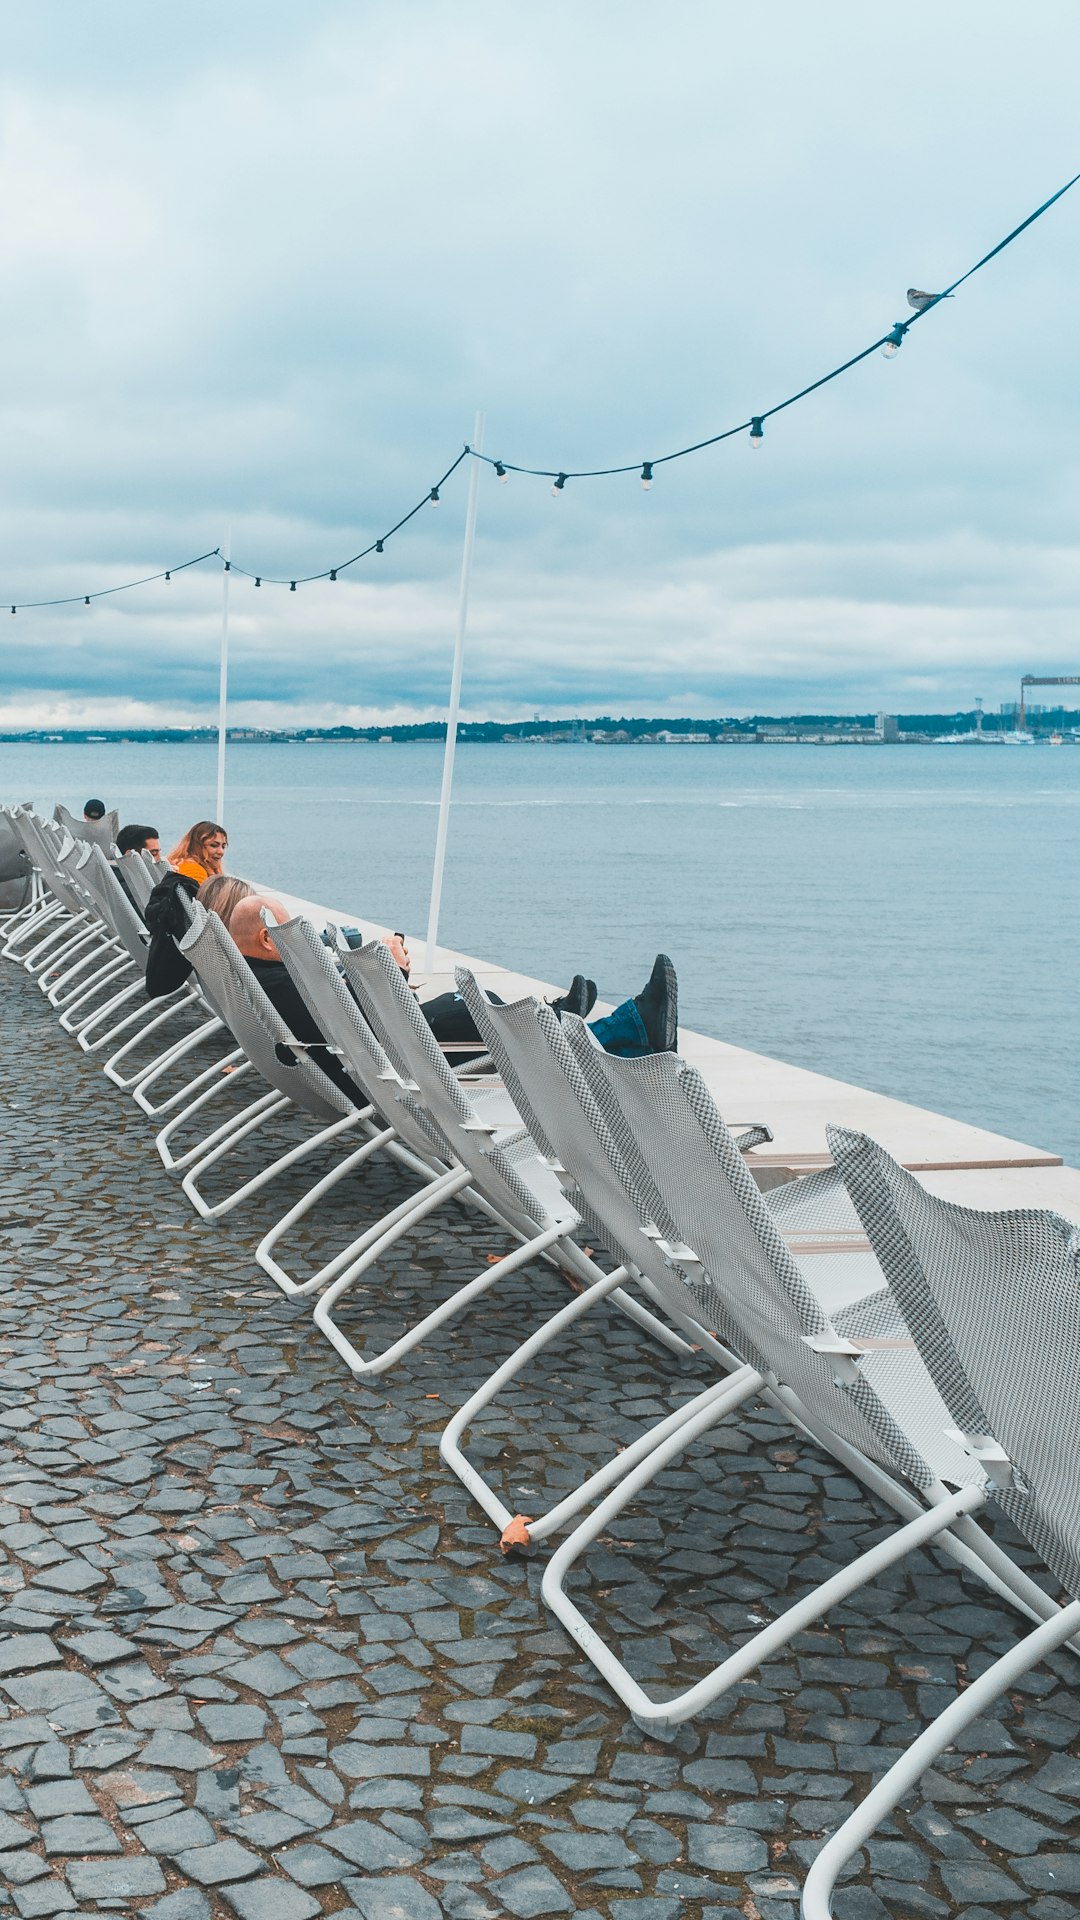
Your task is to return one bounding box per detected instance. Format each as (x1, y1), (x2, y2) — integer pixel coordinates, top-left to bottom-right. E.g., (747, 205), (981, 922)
(437, 971), (781, 1552)
(520, 1032), (1076, 1732)
(307, 938), (695, 1379)
(803, 1125), (1080, 1919)
(156, 899), (377, 1225)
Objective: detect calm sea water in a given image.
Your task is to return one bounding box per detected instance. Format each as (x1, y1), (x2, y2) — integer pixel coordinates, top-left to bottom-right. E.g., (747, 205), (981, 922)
(4, 739), (1078, 1164)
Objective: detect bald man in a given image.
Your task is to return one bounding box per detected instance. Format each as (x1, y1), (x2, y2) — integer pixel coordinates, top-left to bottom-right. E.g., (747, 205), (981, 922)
(228, 895), (369, 1105)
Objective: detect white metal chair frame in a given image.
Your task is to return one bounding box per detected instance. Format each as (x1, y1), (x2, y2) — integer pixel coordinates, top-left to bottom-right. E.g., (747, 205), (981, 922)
(803, 1124), (1080, 1917)
(305, 938), (692, 1378)
(486, 1030), (1079, 1733)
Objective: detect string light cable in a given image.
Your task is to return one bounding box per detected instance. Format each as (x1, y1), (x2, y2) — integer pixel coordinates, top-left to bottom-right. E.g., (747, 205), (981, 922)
(4, 165), (1077, 612)
(474, 165), (1080, 485)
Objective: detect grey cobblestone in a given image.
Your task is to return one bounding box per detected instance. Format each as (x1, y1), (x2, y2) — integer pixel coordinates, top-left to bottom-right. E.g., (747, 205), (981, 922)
(0, 960), (1076, 1919)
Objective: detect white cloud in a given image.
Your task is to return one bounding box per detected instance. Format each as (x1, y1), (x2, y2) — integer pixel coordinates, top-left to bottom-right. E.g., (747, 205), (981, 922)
(1, 0), (1078, 723)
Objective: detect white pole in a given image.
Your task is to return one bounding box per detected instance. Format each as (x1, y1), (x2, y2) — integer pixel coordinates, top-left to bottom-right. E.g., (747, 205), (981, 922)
(215, 531), (231, 823)
(424, 413), (483, 969)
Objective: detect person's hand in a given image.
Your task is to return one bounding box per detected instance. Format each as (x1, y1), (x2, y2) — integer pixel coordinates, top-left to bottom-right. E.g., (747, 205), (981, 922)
(384, 932), (411, 976)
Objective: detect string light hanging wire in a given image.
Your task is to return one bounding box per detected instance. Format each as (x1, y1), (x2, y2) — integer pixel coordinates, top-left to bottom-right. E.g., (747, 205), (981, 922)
(476, 165), (1080, 487)
(3, 167), (1078, 612)
(3, 451), (471, 612)
(7, 548), (219, 613)
(225, 449), (470, 588)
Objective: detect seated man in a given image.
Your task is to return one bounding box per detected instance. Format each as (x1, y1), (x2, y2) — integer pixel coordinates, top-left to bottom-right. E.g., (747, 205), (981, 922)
(223, 893), (677, 1107)
(116, 824), (161, 858)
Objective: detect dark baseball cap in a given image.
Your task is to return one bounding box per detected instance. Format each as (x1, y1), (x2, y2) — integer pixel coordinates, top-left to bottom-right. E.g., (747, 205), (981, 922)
(83, 798), (106, 819)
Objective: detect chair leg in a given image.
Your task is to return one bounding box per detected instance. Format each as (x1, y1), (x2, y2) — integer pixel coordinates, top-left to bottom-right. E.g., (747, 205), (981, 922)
(57, 958), (135, 1027)
(179, 1103), (369, 1221)
(541, 1397), (988, 1736)
(774, 1388), (1080, 1649)
(81, 984), (189, 1056)
(310, 1165), (524, 1374)
(127, 1026), (238, 1109)
(441, 1267), (751, 1548)
(1, 896), (61, 954)
(254, 1122), (416, 1294)
(100, 994), (208, 1082)
(801, 1599), (1080, 1920)
(156, 1080), (285, 1173)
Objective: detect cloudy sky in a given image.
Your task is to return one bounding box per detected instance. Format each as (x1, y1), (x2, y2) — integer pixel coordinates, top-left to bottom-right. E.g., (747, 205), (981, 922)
(1, 0), (1078, 727)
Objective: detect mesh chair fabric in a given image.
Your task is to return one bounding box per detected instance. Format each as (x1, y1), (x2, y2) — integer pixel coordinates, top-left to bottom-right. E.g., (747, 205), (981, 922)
(0, 811), (31, 886)
(75, 845), (151, 969)
(344, 942), (556, 1233)
(53, 803), (120, 850)
(457, 983), (739, 1340)
(829, 1125), (1080, 1597)
(14, 813), (88, 915)
(178, 903), (346, 1121)
(271, 917), (448, 1163)
(119, 853), (155, 911)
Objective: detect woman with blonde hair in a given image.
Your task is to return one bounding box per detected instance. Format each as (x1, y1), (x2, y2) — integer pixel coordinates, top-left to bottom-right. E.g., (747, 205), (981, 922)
(169, 821), (227, 884)
(198, 873), (254, 930)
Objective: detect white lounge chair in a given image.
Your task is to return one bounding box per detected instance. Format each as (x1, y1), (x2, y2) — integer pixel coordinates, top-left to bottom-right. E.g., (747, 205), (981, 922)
(495, 1023), (1076, 1732)
(305, 937), (693, 1377)
(803, 1124), (1080, 1919)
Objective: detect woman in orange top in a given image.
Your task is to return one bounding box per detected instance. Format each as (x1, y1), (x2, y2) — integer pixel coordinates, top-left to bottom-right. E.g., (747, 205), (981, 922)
(168, 820), (228, 885)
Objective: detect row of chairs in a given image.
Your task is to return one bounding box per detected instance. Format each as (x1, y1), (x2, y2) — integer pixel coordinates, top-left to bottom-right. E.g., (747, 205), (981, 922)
(2, 802), (1077, 1918)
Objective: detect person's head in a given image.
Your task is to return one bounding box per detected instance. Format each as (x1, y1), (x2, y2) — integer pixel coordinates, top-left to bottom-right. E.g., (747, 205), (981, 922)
(83, 798), (106, 821)
(199, 873), (255, 931)
(226, 894), (289, 960)
(116, 824), (161, 858)
(168, 820), (227, 875)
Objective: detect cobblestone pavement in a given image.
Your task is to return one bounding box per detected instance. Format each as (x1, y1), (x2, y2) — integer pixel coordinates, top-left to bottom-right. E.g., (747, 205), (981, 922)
(0, 962), (1078, 1920)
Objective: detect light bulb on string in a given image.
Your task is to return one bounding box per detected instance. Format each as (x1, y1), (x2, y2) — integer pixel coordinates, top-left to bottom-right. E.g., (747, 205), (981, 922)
(290, 581), (296, 592)
(429, 487), (440, 507)
(329, 570), (337, 582)
(375, 540), (384, 553)
(494, 461), (508, 481)
(165, 571), (171, 582)
(749, 417), (764, 449)
(882, 325), (905, 359)
(552, 473), (567, 496)
(640, 462), (653, 490)
(255, 577), (261, 587)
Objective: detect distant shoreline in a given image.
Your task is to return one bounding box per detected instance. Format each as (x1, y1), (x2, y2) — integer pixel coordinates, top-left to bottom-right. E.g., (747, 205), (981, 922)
(3, 710), (1078, 748)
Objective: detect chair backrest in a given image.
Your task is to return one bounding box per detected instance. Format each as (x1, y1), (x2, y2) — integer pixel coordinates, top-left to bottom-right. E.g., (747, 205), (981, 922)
(0, 810), (31, 886)
(22, 814), (96, 916)
(455, 971), (745, 1338)
(828, 1125), (1080, 1598)
(53, 803), (120, 850)
(556, 1030), (951, 1493)
(74, 844), (151, 969)
(119, 852), (155, 910)
(177, 900), (347, 1122)
(342, 941), (553, 1234)
(270, 915), (447, 1164)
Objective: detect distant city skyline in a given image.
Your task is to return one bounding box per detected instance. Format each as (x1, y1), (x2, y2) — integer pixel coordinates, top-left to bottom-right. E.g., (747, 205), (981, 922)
(1, 2), (1078, 731)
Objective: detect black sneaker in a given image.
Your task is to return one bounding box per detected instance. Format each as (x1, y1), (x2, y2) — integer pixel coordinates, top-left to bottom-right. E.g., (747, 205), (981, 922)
(633, 954), (678, 1052)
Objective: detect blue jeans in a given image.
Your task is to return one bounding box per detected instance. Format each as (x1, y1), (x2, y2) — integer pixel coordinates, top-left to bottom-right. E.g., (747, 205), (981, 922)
(587, 997), (650, 1057)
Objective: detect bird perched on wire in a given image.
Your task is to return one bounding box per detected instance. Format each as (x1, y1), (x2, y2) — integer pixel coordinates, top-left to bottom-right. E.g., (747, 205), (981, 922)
(907, 287), (952, 311)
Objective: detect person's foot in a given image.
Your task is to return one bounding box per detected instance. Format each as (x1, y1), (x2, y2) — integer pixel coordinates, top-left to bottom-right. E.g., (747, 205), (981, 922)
(633, 953), (678, 1051)
(550, 973), (591, 1019)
